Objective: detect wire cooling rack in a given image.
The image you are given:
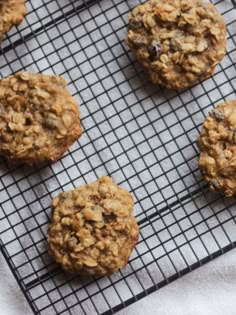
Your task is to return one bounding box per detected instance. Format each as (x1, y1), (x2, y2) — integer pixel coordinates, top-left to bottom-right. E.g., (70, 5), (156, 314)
(1, 0), (236, 314)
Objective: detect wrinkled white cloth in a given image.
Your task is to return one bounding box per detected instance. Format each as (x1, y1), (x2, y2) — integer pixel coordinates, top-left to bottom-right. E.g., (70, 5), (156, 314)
(1, 249), (236, 315)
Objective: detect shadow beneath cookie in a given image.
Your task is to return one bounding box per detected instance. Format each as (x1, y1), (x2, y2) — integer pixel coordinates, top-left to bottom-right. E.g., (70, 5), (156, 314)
(0, 156), (62, 223)
(0, 156), (52, 187)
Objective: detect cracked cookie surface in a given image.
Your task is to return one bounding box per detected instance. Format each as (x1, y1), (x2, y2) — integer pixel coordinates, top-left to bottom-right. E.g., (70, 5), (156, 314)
(198, 100), (236, 197)
(48, 176), (139, 276)
(0, 72), (82, 165)
(0, 0), (26, 42)
(126, 0), (226, 90)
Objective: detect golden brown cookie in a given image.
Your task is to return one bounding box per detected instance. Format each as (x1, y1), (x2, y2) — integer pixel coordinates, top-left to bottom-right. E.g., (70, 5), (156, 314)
(0, 0), (26, 42)
(198, 100), (236, 197)
(126, 0), (226, 90)
(0, 72), (82, 165)
(48, 176), (139, 276)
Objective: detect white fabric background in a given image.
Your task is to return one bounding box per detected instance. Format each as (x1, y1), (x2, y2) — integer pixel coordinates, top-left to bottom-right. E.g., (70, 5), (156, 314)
(1, 248), (236, 315)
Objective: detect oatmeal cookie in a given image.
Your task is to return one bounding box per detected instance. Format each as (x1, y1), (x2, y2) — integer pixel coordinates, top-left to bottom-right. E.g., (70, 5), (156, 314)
(0, 72), (82, 165)
(0, 0), (26, 42)
(198, 100), (236, 197)
(48, 176), (139, 276)
(126, 0), (226, 90)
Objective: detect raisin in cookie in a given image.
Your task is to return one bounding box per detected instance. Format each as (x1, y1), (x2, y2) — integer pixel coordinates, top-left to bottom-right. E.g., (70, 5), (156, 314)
(198, 100), (236, 197)
(126, 0), (226, 90)
(0, 0), (26, 42)
(48, 176), (139, 276)
(0, 72), (82, 165)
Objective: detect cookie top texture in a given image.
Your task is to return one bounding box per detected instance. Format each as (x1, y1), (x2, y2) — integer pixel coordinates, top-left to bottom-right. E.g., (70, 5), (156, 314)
(48, 176), (139, 276)
(198, 100), (236, 197)
(126, 0), (226, 89)
(0, 72), (82, 165)
(0, 0), (26, 42)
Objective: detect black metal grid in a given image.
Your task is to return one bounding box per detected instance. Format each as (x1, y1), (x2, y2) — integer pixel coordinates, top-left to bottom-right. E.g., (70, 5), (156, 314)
(0, 0), (236, 314)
